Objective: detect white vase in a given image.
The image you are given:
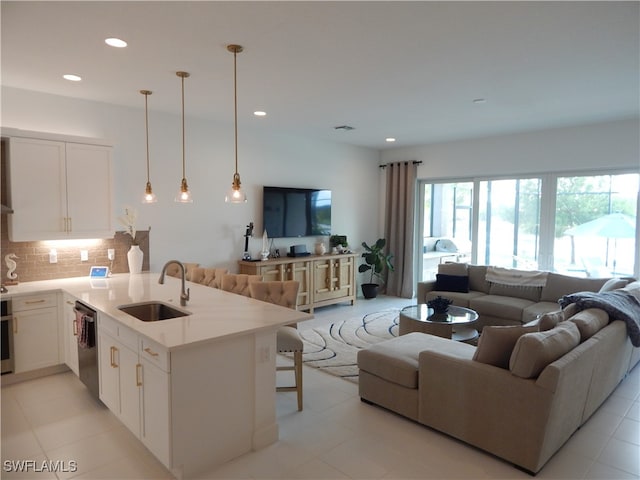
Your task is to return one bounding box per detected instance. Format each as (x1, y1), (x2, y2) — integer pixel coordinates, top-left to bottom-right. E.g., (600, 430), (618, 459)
(315, 242), (326, 255)
(127, 245), (143, 274)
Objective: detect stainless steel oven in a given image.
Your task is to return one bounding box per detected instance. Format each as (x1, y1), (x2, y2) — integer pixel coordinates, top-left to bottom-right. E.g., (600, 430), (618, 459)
(1, 299), (14, 374)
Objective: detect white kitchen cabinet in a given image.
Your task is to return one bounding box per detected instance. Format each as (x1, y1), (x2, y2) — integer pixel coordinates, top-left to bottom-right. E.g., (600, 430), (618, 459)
(62, 293), (79, 376)
(98, 317), (142, 437)
(97, 315), (172, 468)
(140, 356), (170, 463)
(7, 135), (113, 241)
(12, 293), (60, 373)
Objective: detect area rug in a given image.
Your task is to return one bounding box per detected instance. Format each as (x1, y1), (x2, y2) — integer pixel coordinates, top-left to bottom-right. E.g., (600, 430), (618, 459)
(296, 309), (400, 383)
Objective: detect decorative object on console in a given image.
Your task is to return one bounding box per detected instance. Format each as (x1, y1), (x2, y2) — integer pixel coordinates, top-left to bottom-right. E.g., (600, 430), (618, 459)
(242, 222), (254, 260)
(315, 242), (326, 255)
(140, 89), (157, 204)
(225, 44), (247, 203)
(288, 244), (310, 257)
(4, 253), (18, 284)
(427, 295), (453, 314)
(261, 230), (269, 261)
(330, 235), (348, 248)
(175, 71), (193, 203)
(359, 238), (394, 299)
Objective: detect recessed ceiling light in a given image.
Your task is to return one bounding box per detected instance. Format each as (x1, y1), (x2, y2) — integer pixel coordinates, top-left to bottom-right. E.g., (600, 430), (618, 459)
(385, 137), (396, 143)
(63, 74), (82, 82)
(254, 111), (267, 117)
(473, 98), (487, 104)
(105, 37), (127, 48)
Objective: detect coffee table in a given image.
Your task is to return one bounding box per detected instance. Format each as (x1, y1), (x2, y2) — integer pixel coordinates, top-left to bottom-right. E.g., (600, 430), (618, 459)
(399, 304), (479, 342)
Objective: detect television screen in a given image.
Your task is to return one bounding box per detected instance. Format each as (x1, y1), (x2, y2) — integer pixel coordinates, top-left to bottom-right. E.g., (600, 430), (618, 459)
(263, 186), (331, 238)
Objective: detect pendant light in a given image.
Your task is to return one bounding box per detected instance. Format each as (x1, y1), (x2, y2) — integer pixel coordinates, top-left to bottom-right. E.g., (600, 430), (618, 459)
(225, 44), (247, 203)
(175, 71), (193, 203)
(140, 90), (157, 204)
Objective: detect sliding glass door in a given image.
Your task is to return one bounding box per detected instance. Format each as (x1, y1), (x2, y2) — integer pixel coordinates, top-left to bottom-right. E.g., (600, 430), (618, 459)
(418, 170), (638, 282)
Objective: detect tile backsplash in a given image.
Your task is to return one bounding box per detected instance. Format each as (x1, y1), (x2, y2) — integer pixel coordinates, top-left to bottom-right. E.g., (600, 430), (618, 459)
(0, 214), (150, 283)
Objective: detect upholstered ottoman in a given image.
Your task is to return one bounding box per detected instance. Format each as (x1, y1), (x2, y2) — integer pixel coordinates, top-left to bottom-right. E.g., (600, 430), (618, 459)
(358, 332), (465, 421)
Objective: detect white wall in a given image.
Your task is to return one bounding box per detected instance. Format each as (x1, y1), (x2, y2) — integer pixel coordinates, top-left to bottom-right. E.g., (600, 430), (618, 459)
(381, 118), (639, 179)
(2, 87), (381, 272)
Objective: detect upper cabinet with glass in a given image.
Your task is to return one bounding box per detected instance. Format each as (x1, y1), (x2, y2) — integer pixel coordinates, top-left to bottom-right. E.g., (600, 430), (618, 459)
(3, 129), (113, 241)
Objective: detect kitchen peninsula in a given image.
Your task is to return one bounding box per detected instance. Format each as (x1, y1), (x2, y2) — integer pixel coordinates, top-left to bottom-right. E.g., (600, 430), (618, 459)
(0, 273), (313, 479)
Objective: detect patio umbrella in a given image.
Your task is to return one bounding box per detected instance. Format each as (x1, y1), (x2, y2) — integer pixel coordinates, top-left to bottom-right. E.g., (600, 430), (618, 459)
(565, 213), (636, 273)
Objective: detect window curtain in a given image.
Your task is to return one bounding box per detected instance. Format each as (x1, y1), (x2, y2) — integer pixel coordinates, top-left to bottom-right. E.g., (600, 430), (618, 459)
(384, 161), (417, 298)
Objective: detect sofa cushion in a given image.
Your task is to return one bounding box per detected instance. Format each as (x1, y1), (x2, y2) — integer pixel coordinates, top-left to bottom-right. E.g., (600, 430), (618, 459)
(489, 283), (542, 302)
(537, 310), (565, 331)
(438, 262), (468, 276)
(473, 325), (538, 368)
(566, 308), (609, 342)
(468, 265), (490, 293)
(470, 295), (534, 322)
(425, 290), (485, 308)
(599, 277), (629, 292)
(540, 273), (609, 302)
(522, 302), (563, 323)
(435, 273), (469, 293)
(357, 334), (424, 388)
(509, 322), (580, 378)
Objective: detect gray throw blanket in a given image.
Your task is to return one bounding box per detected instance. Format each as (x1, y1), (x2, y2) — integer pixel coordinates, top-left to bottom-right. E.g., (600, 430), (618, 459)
(559, 290), (640, 347)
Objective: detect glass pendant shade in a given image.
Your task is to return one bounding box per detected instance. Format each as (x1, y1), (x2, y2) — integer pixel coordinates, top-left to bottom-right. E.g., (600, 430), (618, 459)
(140, 89), (157, 204)
(142, 182), (157, 204)
(225, 173), (247, 203)
(175, 178), (193, 203)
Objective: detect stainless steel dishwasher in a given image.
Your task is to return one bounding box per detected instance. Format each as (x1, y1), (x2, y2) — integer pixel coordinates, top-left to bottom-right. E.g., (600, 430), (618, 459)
(74, 301), (99, 400)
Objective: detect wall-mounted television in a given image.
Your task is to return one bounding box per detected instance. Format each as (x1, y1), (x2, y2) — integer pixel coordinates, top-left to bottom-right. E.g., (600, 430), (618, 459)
(262, 186), (331, 238)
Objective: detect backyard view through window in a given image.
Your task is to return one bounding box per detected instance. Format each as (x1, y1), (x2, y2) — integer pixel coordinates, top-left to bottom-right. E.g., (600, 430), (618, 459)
(419, 172), (638, 280)
(554, 173), (638, 277)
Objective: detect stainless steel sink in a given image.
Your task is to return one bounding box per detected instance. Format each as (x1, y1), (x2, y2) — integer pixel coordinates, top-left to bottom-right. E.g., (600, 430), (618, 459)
(118, 301), (190, 322)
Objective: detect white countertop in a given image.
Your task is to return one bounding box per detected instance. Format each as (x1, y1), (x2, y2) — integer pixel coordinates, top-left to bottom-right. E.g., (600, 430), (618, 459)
(1, 273), (313, 351)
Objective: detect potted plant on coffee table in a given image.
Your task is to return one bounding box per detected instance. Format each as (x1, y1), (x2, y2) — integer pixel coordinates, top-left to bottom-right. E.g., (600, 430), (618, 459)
(359, 238), (394, 299)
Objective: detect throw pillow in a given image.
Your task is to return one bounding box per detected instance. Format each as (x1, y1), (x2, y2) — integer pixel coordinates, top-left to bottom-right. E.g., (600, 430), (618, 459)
(599, 278), (628, 293)
(434, 273), (469, 293)
(567, 308), (609, 341)
(437, 262), (468, 276)
(538, 310), (564, 331)
(473, 325), (538, 369)
(509, 322), (580, 379)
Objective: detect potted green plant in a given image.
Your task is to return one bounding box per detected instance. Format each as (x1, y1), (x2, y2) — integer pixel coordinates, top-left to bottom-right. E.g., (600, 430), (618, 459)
(358, 238), (394, 299)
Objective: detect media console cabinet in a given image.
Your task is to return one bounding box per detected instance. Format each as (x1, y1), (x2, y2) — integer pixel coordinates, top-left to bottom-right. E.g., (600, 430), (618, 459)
(238, 253), (357, 312)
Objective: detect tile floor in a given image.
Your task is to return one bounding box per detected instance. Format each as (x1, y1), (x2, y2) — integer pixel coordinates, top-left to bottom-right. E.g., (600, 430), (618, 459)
(2, 296), (639, 479)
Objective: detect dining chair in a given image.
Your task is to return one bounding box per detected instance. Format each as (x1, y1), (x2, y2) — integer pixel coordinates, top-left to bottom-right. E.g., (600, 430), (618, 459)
(221, 273), (261, 297)
(249, 280), (304, 411)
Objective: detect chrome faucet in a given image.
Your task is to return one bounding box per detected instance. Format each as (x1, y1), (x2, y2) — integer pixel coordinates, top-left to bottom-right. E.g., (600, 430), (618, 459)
(158, 260), (190, 306)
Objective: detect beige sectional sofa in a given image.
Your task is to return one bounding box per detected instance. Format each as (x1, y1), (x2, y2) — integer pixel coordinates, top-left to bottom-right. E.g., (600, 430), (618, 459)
(417, 262), (631, 330)
(358, 280), (640, 473)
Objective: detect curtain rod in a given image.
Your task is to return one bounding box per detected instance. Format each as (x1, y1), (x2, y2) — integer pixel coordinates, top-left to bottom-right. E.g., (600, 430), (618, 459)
(379, 160), (422, 169)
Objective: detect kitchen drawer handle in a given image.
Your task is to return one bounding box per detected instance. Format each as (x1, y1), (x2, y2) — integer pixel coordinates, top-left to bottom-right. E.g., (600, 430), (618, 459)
(66, 300), (75, 306)
(144, 347), (159, 357)
(73, 319), (78, 336)
(110, 346), (118, 368)
(25, 299), (46, 305)
(136, 363), (142, 387)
